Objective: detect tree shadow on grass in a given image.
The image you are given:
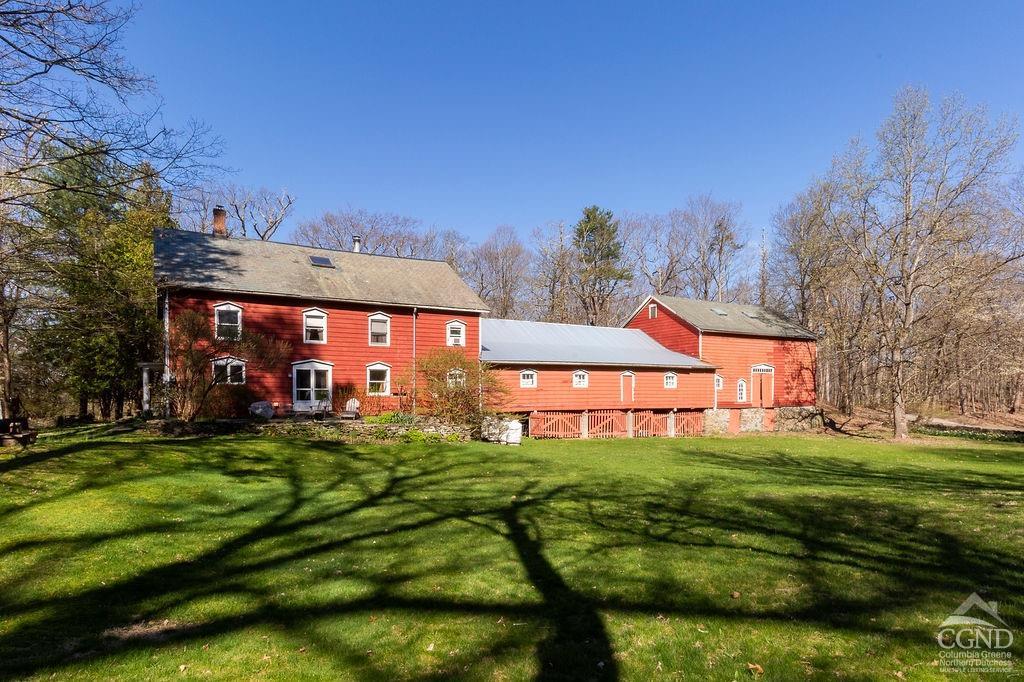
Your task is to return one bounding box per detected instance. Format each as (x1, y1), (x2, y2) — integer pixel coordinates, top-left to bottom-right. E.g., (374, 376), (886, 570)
(0, 435), (1021, 679)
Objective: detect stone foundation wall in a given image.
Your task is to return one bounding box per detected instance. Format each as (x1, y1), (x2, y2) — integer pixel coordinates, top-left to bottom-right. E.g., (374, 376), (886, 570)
(703, 409), (730, 435)
(775, 406), (823, 432)
(739, 408), (765, 432)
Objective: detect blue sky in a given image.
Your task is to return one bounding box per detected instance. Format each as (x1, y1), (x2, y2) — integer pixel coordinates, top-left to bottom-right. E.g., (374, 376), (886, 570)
(124, 1), (1024, 244)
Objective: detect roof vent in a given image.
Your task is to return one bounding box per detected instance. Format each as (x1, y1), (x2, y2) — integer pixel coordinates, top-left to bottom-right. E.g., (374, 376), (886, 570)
(710, 307), (728, 316)
(309, 255), (335, 268)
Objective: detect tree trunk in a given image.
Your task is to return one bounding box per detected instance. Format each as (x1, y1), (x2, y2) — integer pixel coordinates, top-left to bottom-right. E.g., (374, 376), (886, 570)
(78, 393), (89, 419)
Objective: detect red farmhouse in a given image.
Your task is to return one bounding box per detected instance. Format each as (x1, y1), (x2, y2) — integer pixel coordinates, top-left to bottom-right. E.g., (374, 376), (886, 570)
(154, 223), (818, 435)
(154, 226), (487, 415)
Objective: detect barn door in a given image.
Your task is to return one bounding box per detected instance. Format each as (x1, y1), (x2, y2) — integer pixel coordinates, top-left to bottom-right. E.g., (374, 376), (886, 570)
(751, 365), (774, 407)
(620, 372), (635, 403)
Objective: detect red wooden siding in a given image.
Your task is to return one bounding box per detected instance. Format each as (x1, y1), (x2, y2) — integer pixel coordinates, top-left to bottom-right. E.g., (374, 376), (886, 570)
(493, 364), (715, 412)
(624, 299), (817, 409)
(701, 333), (816, 408)
(169, 290), (480, 412)
(625, 300), (702, 356)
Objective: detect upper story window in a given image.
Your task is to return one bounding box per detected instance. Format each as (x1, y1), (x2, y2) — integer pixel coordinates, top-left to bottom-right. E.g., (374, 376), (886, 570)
(447, 368), (467, 388)
(664, 372), (677, 389)
(303, 308), (327, 344)
(648, 303), (658, 319)
(715, 375), (724, 390)
(446, 320), (467, 347)
(520, 369), (537, 389)
(212, 357), (245, 385)
(213, 302), (242, 340)
(737, 379), (747, 402)
(367, 362), (391, 396)
(572, 370), (589, 388)
(368, 312), (391, 346)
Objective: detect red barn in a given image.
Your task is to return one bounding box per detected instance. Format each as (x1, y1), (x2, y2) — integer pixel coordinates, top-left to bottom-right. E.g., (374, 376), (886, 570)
(481, 318), (716, 437)
(154, 228), (487, 415)
(624, 295), (818, 432)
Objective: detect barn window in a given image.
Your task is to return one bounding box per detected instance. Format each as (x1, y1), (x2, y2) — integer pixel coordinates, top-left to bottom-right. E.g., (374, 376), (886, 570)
(368, 312), (391, 346)
(303, 308), (327, 344)
(446, 320), (467, 347)
(447, 368), (467, 388)
(212, 357), (245, 385)
(572, 370), (589, 388)
(664, 372), (677, 389)
(367, 362), (391, 396)
(715, 375), (724, 390)
(213, 302), (242, 340)
(737, 379), (747, 402)
(520, 369), (537, 388)
(648, 303), (657, 319)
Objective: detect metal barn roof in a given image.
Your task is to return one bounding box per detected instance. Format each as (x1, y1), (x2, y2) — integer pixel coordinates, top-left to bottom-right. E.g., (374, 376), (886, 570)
(481, 318), (714, 368)
(154, 228), (489, 312)
(653, 296), (817, 340)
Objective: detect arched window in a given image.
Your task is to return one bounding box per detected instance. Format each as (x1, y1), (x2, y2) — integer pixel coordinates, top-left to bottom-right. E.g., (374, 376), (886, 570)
(212, 356), (246, 385)
(213, 302), (242, 340)
(368, 312), (391, 346)
(737, 379), (747, 402)
(446, 320), (467, 347)
(572, 370), (589, 388)
(715, 375), (724, 390)
(303, 308), (327, 344)
(447, 368), (467, 387)
(519, 369), (537, 388)
(663, 372), (677, 389)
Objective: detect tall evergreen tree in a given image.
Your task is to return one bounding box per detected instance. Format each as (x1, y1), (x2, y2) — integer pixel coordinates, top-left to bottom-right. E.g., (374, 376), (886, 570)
(571, 205), (632, 325)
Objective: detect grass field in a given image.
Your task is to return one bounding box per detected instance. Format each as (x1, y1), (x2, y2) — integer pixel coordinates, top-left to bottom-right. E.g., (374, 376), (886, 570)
(0, 427), (1022, 680)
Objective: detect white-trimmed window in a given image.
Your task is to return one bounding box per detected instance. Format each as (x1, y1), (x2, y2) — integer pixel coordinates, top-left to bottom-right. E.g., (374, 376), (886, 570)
(664, 372), (677, 389)
(519, 369), (537, 389)
(447, 368), (467, 388)
(648, 303), (658, 319)
(446, 320), (467, 347)
(367, 362), (391, 396)
(212, 357), (245, 385)
(292, 360), (333, 410)
(368, 313), (391, 346)
(715, 375), (724, 390)
(303, 308), (327, 344)
(737, 379), (747, 402)
(572, 370), (589, 388)
(213, 302), (242, 340)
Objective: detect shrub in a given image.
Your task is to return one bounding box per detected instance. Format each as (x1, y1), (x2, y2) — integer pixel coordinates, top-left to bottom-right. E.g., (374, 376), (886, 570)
(400, 348), (508, 427)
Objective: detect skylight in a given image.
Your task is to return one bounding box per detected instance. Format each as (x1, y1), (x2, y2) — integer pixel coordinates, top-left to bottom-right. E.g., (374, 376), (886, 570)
(742, 311), (759, 319)
(309, 255), (335, 268)
(710, 307), (728, 316)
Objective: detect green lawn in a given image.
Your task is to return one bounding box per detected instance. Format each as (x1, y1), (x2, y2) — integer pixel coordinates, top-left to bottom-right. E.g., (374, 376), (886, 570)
(0, 427), (1021, 680)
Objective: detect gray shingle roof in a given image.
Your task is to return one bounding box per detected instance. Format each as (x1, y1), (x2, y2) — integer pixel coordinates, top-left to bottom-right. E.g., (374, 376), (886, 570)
(154, 228), (488, 312)
(481, 318), (714, 368)
(653, 295), (816, 340)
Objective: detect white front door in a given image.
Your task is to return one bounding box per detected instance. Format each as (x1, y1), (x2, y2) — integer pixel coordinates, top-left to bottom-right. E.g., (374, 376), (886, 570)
(292, 361), (332, 411)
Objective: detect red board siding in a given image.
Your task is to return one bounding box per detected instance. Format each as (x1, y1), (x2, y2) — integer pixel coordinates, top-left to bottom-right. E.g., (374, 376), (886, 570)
(493, 364), (715, 412)
(703, 333), (816, 408)
(625, 300), (701, 356)
(625, 298), (817, 409)
(169, 290), (479, 412)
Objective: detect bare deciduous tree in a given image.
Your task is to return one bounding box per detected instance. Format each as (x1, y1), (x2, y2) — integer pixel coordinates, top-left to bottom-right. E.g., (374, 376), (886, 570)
(463, 226), (531, 318)
(295, 208), (464, 262)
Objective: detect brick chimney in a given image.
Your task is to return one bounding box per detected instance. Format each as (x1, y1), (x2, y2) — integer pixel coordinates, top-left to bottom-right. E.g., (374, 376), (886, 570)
(352, 234), (362, 253)
(212, 205), (227, 237)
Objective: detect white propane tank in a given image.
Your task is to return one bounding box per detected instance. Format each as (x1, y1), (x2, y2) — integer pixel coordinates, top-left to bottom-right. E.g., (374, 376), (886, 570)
(502, 419), (522, 445)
